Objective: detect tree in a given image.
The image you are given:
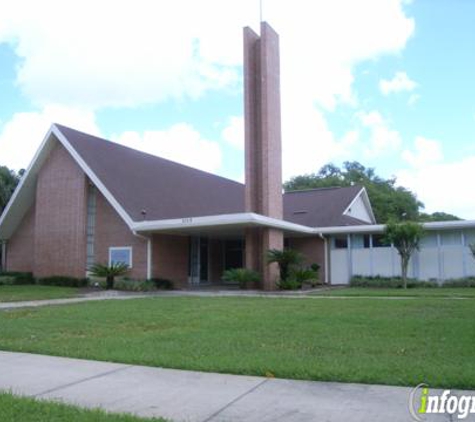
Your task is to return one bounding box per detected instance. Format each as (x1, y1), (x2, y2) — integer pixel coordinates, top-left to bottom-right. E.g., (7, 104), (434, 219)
(384, 221), (424, 289)
(469, 243), (475, 262)
(419, 212), (461, 222)
(0, 166), (22, 214)
(89, 262), (129, 290)
(284, 161), (460, 223)
(267, 248), (303, 282)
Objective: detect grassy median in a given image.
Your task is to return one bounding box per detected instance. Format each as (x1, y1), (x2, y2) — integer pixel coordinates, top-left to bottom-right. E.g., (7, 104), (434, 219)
(0, 296), (474, 389)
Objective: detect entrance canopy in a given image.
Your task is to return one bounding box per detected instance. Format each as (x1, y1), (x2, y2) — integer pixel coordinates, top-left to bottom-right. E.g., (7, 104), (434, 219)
(133, 212), (318, 238)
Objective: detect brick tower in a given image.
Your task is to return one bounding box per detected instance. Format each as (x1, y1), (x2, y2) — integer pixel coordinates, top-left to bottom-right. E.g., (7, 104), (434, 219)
(243, 22), (284, 290)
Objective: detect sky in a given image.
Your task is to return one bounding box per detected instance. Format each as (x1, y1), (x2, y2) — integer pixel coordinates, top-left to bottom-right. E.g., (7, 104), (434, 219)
(0, 0), (474, 219)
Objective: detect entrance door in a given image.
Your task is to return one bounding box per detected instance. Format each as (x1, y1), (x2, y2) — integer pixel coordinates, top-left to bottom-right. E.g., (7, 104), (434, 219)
(188, 236), (209, 285)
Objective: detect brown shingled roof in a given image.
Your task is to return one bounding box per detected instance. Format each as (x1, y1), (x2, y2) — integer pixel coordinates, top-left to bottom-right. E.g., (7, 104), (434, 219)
(56, 124), (369, 227)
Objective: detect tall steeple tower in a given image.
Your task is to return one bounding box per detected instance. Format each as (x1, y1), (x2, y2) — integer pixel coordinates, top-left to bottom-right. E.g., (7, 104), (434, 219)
(243, 22), (284, 290)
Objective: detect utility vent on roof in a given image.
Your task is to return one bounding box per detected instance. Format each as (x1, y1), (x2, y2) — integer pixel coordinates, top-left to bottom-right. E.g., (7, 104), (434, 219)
(293, 210), (308, 215)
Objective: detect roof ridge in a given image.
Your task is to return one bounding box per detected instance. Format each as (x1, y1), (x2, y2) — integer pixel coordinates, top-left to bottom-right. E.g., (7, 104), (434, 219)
(284, 185), (361, 194)
(54, 123), (245, 188)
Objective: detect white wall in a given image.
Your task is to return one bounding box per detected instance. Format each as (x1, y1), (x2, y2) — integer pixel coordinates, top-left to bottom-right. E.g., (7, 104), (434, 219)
(329, 229), (475, 284)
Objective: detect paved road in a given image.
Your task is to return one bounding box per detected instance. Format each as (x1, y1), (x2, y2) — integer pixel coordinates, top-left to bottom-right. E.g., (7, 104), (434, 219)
(1, 351), (471, 421)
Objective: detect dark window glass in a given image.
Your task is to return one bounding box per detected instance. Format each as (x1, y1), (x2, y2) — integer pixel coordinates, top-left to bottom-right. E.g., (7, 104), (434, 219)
(224, 240), (243, 270)
(334, 236), (348, 249)
(363, 235), (370, 248)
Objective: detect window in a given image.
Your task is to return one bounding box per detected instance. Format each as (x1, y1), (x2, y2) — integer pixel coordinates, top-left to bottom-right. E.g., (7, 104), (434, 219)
(440, 231), (462, 246)
(420, 234), (437, 248)
(351, 234), (371, 249)
(333, 236), (348, 249)
(109, 247), (132, 268)
(465, 230), (475, 246)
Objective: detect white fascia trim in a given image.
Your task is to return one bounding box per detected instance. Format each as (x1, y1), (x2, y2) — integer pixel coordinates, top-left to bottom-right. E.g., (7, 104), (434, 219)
(0, 126), (55, 235)
(52, 125), (135, 230)
(342, 187), (376, 224)
(133, 212), (315, 234)
(317, 219), (475, 235)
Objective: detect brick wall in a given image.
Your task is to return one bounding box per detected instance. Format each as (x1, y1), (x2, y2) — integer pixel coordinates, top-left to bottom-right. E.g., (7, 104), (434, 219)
(94, 191), (147, 280)
(287, 237), (326, 283)
(6, 203), (36, 272)
(34, 143), (88, 278)
(152, 234), (189, 288)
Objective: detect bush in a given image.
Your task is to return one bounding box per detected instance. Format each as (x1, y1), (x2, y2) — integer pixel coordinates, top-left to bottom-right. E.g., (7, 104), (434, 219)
(113, 279), (157, 292)
(0, 272), (34, 285)
(222, 268), (260, 289)
(0, 276), (16, 285)
(290, 268), (321, 288)
(149, 278), (174, 290)
(37, 276), (89, 288)
(276, 278), (302, 290)
(443, 277), (475, 288)
(350, 275), (438, 289)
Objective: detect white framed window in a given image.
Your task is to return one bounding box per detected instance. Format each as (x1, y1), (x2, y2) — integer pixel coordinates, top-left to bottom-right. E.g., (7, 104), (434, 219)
(109, 247), (133, 268)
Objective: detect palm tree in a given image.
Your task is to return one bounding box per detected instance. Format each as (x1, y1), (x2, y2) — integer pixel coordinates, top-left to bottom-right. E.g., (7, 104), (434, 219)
(267, 248), (303, 281)
(89, 262), (129, 290)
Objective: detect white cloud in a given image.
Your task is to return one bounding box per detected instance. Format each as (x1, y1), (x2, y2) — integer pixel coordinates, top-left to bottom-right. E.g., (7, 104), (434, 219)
(0, 106), (99, 170)
(397, 156), (475, 219)
(401, 136), (443, 168)
(0, 0), (415, 179)
(357, 110), (402, 157)
(0, 1), (414, 112)
(222, 116), (244, 150)
(379, 71), (417, 95)
(408, 93), (420, 106)
(111, 123), (222, 174)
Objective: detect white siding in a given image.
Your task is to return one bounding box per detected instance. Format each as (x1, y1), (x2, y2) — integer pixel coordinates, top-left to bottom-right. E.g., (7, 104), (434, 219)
(345, 195), (372, 223)
(330, 249), (350, 285)
(329, 229), (475, 284)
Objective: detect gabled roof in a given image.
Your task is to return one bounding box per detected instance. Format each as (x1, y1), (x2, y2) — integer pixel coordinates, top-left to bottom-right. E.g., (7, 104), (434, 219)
(0, 124), (373, 239)
(283, 186), (373, 227)
(57, 124), (245, 222)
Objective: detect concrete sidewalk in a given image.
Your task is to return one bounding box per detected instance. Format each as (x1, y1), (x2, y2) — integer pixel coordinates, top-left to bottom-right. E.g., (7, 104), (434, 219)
(1, 351), (470, 421)
(2, 288), (460, 311)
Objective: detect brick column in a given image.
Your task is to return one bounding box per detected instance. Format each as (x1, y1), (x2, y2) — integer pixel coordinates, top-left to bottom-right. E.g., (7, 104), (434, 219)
(243, 22), (284, 290)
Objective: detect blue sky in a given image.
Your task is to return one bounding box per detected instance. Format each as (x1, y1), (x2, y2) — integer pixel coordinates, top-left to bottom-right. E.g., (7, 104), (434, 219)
(0, 0), (474, 218)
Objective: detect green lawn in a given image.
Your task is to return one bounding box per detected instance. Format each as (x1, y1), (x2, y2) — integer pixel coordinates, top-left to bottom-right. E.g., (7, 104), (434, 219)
(0, 285), (80, 302)
(318, 287), (475, 298)
(0, 296), (474, 389)
(0, 392), (166, 422)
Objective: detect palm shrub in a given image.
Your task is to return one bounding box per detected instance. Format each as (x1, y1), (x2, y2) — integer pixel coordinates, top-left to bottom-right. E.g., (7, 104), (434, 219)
(267, 248), (304, 282)
(291, 267), (320, 287)
(89, 262), (129, 290)
(222, 268), (260, 289)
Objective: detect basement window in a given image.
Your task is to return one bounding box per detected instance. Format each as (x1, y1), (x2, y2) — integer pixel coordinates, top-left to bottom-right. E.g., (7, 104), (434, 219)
(109, 247), (133, 268)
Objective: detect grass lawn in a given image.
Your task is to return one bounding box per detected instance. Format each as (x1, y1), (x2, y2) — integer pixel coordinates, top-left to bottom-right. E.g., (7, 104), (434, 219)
(318, 287), (475, 298)
(0, 296), (474, 389)
(0, 392), (166, 422)
(0, 285), (80, 302)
